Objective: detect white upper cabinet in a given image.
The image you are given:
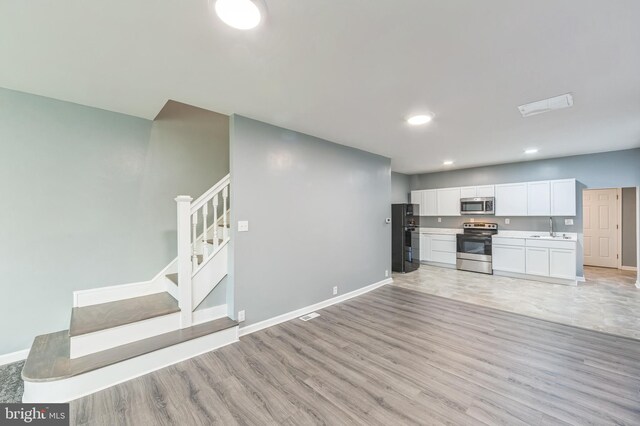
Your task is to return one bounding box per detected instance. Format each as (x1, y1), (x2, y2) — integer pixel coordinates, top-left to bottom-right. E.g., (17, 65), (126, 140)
(410, 190), (421, 206)
(460, 185), (495, 198)
(436, 188), (461, 216)
(550, 179), (576, 216)
(495, 183), (528, 216)
(460, 186), (477, 198)
(422, 189), (438, 216)
(412, 179), (575, 217)
(476, 185), (495, 197)
(527, 181), (551, 216)
(410, 190), (438, 216)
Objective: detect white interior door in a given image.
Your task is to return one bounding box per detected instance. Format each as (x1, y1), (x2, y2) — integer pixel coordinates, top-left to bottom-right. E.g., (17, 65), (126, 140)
(583, 189), (618, 268)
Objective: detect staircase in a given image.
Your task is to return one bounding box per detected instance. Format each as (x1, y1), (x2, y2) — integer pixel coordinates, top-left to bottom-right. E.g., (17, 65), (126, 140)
(22, 174), (236, 403)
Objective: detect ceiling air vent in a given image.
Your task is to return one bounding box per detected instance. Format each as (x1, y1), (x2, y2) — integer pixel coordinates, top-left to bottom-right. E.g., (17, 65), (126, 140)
(518, 93), (573, 117)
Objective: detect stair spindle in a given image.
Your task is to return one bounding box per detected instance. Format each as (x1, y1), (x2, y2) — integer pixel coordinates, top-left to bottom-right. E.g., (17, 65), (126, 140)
(201, 204), (209, 259)
(213, 194), (219, 249)
(222, 185), (229, 240)
(191, 212), (198, 270)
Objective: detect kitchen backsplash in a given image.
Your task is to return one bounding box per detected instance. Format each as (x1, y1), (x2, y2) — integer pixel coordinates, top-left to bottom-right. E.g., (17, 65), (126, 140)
(417, 216), (580, 233)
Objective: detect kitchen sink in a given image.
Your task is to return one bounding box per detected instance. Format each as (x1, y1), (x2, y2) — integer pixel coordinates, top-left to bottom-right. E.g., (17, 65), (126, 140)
(529, 235), (573, 240)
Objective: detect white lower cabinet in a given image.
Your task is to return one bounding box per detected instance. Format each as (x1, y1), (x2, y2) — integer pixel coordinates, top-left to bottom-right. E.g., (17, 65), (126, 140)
(493, 236), (577, 283)
(525, 247), (549, 276)
(419, 234), (431, 261)
(418, 234), (456, 265)
(492, 245), (526, 273)
(549, 248), (576, 279)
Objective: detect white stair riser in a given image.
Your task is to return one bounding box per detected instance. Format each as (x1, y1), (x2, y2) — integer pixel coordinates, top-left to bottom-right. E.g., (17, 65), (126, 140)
(69, 313), (181, 359)
(165, 277), (179, 300)
(192, 244), (228, 308)
(24, 326), (238, 403)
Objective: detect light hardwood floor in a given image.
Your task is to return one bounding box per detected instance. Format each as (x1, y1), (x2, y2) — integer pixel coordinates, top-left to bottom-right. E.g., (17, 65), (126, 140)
(394, 265), (640, 340)
(71, 285), (640, 425)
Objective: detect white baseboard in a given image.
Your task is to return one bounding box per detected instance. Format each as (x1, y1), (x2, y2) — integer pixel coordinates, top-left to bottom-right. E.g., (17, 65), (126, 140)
(23, 326), (238, 403)
(636, 281), (640, 289)
(238, 278), (392, 337)
(193, 304), (228, 325)
(0, 348), (30, 366)
(576, 275), (586, 282)
(620, 266), (637, 272)
(73, 258), (178, 307)
(494, 270), (577, 286)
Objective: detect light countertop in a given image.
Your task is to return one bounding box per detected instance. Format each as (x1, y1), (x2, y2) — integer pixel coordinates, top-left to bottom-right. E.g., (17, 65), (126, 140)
(411, 228), (578, 242)
(494, 230), (578, 241)
(414, 228), (462, 235)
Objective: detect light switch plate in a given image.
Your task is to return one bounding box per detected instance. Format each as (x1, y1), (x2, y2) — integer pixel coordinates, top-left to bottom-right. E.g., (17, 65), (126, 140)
(238, 220), (249, 232)
(565, 218), (574, 225)
(238, 310), (245, 322)
(438, 217), (442, 223)
(505, 218), (510, 225)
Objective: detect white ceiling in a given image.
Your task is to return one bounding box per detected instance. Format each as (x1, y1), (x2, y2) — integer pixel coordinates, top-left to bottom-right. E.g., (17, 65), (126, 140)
(1, 0), (639, 174)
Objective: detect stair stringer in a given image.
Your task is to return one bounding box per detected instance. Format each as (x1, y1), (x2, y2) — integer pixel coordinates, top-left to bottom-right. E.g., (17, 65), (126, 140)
(191, 240), (229, 309)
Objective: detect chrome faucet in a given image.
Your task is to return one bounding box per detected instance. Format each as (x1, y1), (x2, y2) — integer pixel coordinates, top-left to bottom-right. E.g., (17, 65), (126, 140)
(549, 217), (554, 237)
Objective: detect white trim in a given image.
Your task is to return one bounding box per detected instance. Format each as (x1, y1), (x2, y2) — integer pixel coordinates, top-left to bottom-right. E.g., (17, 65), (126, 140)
(621, 266), (637, 272)
(192, 304), (228, 325)
(238, 278), (392, 337)
(0, 348), (30, 366)
(576, 275), (586, 282)
(420, 261), (456, 270)
(23, 326), (238, 403)
(617, 188), (623, 269)
(494, 270), (577, 286)
(70, 313), (181, 359)
(637, 186), (639, 289)
(73, 258), (177, 307)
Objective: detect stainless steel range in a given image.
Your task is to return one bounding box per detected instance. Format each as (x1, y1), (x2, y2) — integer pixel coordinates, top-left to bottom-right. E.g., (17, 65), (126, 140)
(456, 222), (498, 274)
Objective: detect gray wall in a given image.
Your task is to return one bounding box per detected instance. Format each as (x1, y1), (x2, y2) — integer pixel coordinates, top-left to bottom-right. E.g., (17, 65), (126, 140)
(0, 90), (229, 354)
(391, 172), (410, 204)
(229, 115), (391, 326)
(411, 148), (640, 276)
(622, 188), (637, 268)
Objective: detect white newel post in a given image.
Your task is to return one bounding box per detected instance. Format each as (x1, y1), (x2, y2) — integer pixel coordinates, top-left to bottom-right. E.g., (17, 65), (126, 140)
(176, 195), (194, 328)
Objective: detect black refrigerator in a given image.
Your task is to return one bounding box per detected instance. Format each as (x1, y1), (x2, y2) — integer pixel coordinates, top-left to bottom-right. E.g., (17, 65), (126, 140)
(391, 204), (420, 273)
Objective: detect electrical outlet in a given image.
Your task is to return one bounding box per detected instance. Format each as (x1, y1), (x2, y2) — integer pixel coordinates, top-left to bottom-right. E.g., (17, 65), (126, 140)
(565, 219), (574, 225)
(505, 218), (510, 225)
(438, 217), (442, 223)
(332, 286), (338, 296)
(238, 310), (245, 322)
(470, 218), (475, 223)
(385, 269), (389, 278)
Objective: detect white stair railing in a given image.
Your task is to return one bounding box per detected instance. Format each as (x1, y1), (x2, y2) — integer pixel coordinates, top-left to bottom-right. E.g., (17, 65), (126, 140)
(175, 174), (231, 327)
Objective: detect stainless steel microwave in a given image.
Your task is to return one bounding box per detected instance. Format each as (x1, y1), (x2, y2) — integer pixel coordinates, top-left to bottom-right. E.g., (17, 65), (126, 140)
(460, 197), (495, 215)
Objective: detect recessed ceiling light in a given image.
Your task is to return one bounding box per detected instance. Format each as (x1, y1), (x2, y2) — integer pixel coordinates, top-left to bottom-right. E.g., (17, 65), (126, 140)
(524, 148), (539, 154)
(407, 114), (433, 126)
(443, 160), (454, 166)
(215, 0), (262, 30)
